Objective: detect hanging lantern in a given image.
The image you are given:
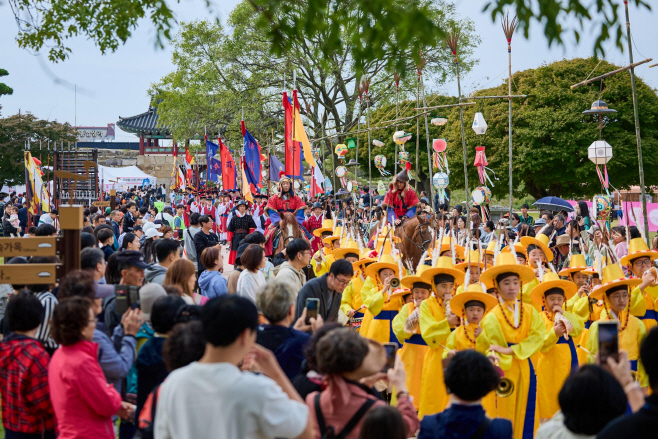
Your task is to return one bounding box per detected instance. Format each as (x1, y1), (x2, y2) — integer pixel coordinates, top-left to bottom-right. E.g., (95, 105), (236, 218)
(349, 180), (359, 193)
(347, 158), (358, 166)
(398, 150), (410, 165)
(335, 166), (347, 177)
(377, 181), (386, 193)
(588, 140), (613, 165)
(432, 139), (447, 152)
(374, 154), (390, 176)
(346, 138), (357, 149)
(431, 117), (448, 126)
(593, 194), (612, 220)
(472, 112), (488, 135)
(393, 131), (412, 145)
(471, 186), (491, 206)
(373, 139), (385, 147)
(432, 139), (449, 174)
(335, 143), (348, 159)
(433, 172), (450, 204)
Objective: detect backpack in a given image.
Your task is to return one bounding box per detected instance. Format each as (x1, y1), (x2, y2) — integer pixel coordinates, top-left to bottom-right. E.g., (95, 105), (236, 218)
(135, 384), (162, 439)
(314, 393), (376, 439)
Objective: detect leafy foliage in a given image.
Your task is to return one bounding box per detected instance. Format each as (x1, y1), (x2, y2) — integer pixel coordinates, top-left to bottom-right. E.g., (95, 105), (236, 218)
(0, 69), (13, 97)
(0, 112), (77, 186)
(357, 58), (658, 200)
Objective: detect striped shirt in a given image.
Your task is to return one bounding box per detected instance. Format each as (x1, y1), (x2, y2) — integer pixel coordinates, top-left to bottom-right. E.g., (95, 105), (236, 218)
(36, 291), (59, 350)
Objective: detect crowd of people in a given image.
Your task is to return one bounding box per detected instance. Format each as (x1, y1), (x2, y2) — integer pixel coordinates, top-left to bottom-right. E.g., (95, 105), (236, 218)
(0, 171), (657, 439)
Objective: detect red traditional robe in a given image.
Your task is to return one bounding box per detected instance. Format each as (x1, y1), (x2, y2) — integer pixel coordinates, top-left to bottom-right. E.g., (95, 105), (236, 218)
(303, 213), (324, 253)
(382, 184), (420, 220)
(266, 193), (305, 225)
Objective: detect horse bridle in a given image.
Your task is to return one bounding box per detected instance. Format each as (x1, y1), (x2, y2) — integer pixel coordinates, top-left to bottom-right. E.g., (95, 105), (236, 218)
(399, 215), (434, 252)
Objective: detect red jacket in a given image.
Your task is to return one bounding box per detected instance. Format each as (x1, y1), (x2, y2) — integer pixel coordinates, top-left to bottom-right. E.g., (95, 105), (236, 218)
(48, 340), (122, 439)
(0, 334), (56, 434)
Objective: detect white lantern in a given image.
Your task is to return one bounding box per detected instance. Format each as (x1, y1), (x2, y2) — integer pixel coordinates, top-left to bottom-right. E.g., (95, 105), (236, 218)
(431, 117), (448, 126)
(433, 172), (449, 189)
(373, 139), (384, 147)
(472, 112), (488, 135)
(588, 140), (613, 165)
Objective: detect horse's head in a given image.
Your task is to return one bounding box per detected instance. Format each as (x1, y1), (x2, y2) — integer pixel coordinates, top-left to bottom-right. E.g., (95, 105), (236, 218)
(280, 212), (301, 243)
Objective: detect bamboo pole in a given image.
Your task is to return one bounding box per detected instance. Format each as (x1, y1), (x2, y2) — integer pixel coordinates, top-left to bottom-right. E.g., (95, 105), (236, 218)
(650, 62), (657, 68)
(420, 66), (434, 209)
(624, 2), (650, 242)
(503, 13), (518, 216)
(468, 94), (528, 99)
(355, 94), (361, 181)
(365, 80), (372, 199)
(413, 102), (476, 111)
(394, 72), (401, 176)
(570, 58), (652, 89)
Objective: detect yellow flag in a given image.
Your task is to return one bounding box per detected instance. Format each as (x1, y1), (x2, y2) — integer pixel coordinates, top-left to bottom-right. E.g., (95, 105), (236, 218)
(293, 107), (316, 168)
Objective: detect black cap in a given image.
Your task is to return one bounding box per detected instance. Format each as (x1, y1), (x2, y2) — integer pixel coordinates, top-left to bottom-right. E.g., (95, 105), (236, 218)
(115, 250), (151, 269)
(133, 225), (143, 232)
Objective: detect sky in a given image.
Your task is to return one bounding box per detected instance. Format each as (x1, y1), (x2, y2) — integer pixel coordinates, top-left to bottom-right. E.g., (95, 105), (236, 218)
(1, 0), (656, 142)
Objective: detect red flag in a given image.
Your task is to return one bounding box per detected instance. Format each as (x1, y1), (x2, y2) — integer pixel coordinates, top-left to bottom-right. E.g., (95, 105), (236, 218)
(219, 137), (236, 190)
(283, 92), (298, 177)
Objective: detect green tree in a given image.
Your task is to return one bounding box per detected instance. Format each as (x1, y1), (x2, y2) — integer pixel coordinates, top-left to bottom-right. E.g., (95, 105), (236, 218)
(0, 112), (77, 186)
(0, 69), (13, 98)
(359, 58), (658, 200)
(8, 0), (650, 67)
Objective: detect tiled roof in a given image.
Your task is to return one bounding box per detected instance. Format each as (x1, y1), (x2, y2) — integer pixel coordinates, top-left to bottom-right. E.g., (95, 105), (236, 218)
(117, 107), (171, 137)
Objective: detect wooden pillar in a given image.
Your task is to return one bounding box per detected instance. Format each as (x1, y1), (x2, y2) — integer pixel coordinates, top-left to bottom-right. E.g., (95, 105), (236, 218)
(59, 206), (83, 274)
(139, 136), (145, 154)
(154, 138), (159, 148)
(110, 189), (116, 211)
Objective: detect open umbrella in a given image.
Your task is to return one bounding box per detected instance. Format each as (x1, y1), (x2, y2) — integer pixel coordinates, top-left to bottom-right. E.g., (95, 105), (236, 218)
(533, 196), (574, 213)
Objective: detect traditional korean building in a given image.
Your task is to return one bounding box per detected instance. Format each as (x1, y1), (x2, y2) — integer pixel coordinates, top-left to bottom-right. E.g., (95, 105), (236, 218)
(116, 106), (179, 155)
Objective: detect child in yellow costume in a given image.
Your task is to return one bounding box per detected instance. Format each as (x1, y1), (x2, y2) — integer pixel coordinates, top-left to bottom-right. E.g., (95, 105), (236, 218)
(311, 228), (340, 277)
(455, 250), (484, 295)
(558, 254), (590, 314)
(340, 248), (377, 333)
(417, 256), (465, 418)
(520, 233), (554, 310)
(482, 240), (496, 268)
(392, 265), (434, 410)
(529, 272), (583, 421)
(444, 285), (498, 418)
(586, 263), (648, 388)
(621, 237), (658, 332)
(481, 252), (546, 439)
(362, 254), (405, 344)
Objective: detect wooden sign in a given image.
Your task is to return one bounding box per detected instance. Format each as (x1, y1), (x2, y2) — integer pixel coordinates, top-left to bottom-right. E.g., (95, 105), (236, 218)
(0, 237), (58, 257)
(0, 264), (60, 284)
(92, 201), (111, 207)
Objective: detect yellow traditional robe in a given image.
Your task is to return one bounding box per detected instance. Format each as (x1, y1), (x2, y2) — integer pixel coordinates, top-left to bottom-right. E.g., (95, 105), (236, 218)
(632, 284), (658, 332)
(482, 302), (546, 439)
(359, 277), (376, 336)
(392, 302), (429, 410)
(363, 285), (403, 344)
(536, 310), (584, 420)
(340, 273), (365, 316)
(418, 296), (451, 419)
(522, 277), (540, 311)
(312, 247), (335, 277)
(587, 309), (648, 387)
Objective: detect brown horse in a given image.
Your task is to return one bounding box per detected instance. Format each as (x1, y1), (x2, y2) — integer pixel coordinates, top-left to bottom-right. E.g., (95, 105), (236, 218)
(394, 214), (435, 269)
(273, 212), (307, 255)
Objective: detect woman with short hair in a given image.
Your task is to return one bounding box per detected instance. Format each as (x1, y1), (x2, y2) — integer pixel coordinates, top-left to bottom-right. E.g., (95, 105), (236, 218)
(236, 244), (267, 303)
(197, 247), (227, 299)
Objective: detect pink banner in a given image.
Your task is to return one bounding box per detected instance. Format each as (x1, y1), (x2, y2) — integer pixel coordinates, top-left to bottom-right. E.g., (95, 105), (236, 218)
(566, 200), (658, 232)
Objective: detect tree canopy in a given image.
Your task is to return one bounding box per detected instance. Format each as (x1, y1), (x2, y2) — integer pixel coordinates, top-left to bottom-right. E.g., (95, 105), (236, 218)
(0, 69), (13, 98)
(352, 58), (658, 200)
(8, 0), (650, 66)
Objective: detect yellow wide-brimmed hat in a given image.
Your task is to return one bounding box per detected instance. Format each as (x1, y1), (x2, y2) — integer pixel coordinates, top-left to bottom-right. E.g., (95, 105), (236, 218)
(558, 254), (588, 276)
(582, 256), (613, 276)
(451, 286), (499, 315)
(322, 226), (342, 246)
(589, 264), (642, 300)
(313, 219), (334, 237)
(438, 236), (465, 260)
(620, 237), (658, 266)
(480, 251), (536, 285)
(333, 239), (361, 260)
(520, 233), (554, 262)
(483, 240), (497, 256)
(501, 243), (528, 260)
(400, 265), (434, 290)
(353, 249), (378, 270)
(420, 256), (465, 293)
(530, 272), (578, 307)
(456, 250), (485, 272)
(365, 254), (400, 281)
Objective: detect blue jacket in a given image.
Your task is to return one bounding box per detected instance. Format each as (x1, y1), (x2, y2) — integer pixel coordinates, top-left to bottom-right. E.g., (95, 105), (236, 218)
(136, 336), (168, 418)
(256, 325), (310, 381)
(92, 324), (137, 396)
(418, 403), (512, 439)
(198, 270), (228, 299)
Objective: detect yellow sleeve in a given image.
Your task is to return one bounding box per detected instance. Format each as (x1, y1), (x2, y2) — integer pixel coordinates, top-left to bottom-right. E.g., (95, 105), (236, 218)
(510, 306), (546, 361)
(629, 285), (647, 317)
(565, 311), (584, 340)
(482, 312), (513, 371)
(566, 292), (580, 313)
(522, 278), (540, 310)
(419, 299), (451, 350)
(340, 281), (355, 316)
(474, 327), (491, 354)
(443, 329), (458, 358)
(644, 285), (658, 302)
(312, 250), (329, 276)
(586, 321), (599, 363)
(541, 326), (560, 354)
(364, 289), (385, 317)
(571, 295), (591, 320)
(392, 305), (411, 345)
(455, 284), (465, 295)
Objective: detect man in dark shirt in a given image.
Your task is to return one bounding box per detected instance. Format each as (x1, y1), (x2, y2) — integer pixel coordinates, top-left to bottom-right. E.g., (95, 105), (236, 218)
(295, 259), (353, 322)
(598, 327), (658, 439)
(193, 215), (219, 275)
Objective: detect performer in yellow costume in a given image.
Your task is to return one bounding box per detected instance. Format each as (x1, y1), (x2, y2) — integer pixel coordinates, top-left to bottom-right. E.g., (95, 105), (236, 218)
(362, 254), (405, 344)
(340, 247), (377, 332)
(586, 263), (648, 388)
(311, 224), (340, 277)
(520, 233), (554, 309)
(417, 256), (464, 418)
(444, 285), (498, 417)
(621, 237), (658, 332)
(558, 254), (590, 314)
(392, 264), (434, 410)
(481, 252), (546, 439)
(455, 250), (484, 295)
(359, 235), (396, 336)
(529, 272), (583, 421)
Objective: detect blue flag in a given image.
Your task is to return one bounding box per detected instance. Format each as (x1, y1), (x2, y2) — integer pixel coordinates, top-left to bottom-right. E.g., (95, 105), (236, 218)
(209, 158), (222, 182)
(206, 139), (219, 180)
(241, 123), (261, 188)
(270, 155), (284, 182)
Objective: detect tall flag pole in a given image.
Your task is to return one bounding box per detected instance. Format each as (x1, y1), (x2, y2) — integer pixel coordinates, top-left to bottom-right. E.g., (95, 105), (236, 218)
(503, 13), (518, 217)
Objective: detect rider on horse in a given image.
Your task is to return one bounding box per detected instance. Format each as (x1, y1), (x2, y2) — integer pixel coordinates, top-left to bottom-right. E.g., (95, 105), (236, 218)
(265, 174), (306, 226)
(382, 169), (420, 227)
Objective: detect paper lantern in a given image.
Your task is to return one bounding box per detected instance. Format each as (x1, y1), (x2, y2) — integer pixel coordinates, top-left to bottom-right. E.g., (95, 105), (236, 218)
(472, 112), (488, 135)
(374, 154), (387, 168)
(335, 166), (347, 177)
(348, 180), (359, 193)
(398, 151), (410, 165)
(433, 172), (449, 189)
(431, 117), (448, 126)
(432, 139), (447, 153)
(593, 194), (612, 220)
(335, 143), (348, 158)
(471, 186), (491, 206)
(373, 139), (384, 147)
(293, 180), (301, 189)
(346, 138), (356, 149)
(588, 140), (613, 165)
(377, 181), (386, 193)
(393, 131), (412, 145)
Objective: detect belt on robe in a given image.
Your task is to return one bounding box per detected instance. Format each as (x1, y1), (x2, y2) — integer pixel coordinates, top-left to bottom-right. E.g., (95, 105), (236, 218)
(352, 311), (364, 319)
(508, 343), (536, 439)
(406, 333), (427, 346)
(374, 310), (399, 346)
(556, 337), (579, 372)
(630, 359), (638, 371)
(235, 229), (248, 234)
(585, 320), (592, 329)
(641, 309), (658, 321)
